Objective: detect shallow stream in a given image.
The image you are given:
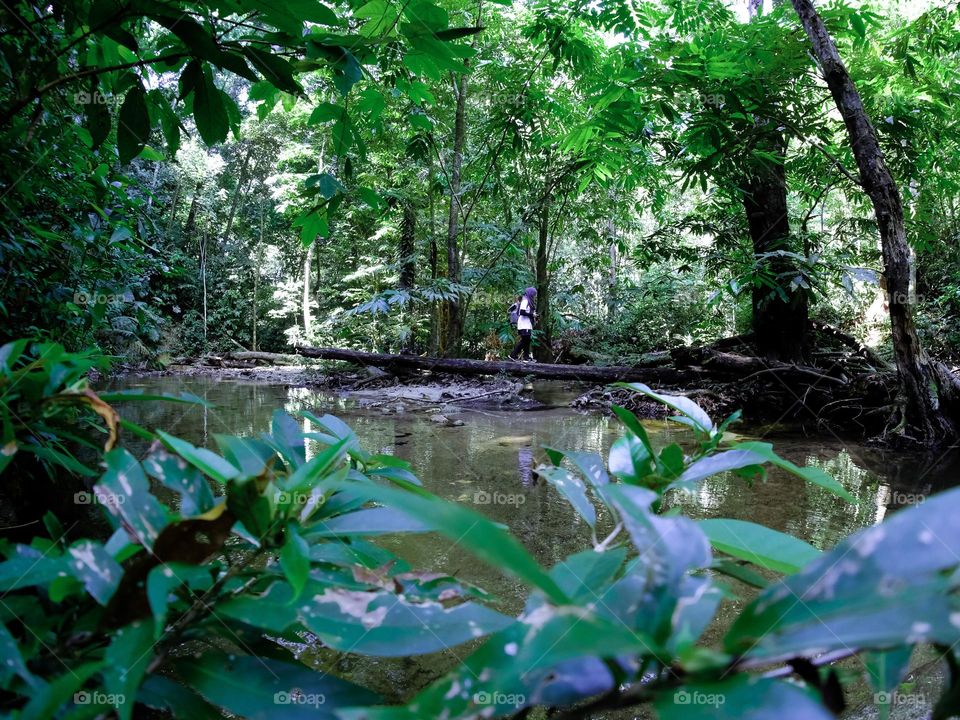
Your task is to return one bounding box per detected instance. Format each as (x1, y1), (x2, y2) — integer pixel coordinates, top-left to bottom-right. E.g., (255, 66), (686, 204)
(107, 374), (959, 717)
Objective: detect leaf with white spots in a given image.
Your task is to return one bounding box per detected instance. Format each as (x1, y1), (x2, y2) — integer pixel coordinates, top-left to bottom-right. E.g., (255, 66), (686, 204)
(67, 540), (122, 605)
(726, 486), (960, 660)
(144, 446), (216, 516)
(97, 448), (170, 550)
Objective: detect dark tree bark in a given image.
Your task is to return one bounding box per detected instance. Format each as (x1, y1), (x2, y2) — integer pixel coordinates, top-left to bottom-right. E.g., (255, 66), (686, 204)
(535, 201), (552, 362)
(789, 0), (959, 443)
(444, 73), (468, 356)
(741, 131), (809, 362)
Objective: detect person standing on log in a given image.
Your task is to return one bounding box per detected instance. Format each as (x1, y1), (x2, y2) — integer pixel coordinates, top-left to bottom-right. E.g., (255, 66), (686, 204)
(509, 287), (538, 362)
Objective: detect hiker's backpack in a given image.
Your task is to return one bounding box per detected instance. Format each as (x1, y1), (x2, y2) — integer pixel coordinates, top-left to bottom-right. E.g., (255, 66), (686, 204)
(508, 297), (521, 325)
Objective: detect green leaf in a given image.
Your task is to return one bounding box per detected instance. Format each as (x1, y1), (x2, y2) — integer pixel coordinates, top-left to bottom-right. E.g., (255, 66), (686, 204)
(729, 441), (856, 502)
(242, 46), (302, 95)
(302, 586), (514, 655)
(156, 430), (241, 483)
(174, 651), (378, 718)
(137, 675), (222, 719)
(214, 435), (276, 478)
(670, 449), (766, 492)
(143, 447), (217, 516)
(698, 519), (821, 575)
(536, 465), (596, 528)
(67, 539), (123, 605)
(146, 563), (213, 638)
(304, 506), (431, 537)
(117, 81), (150, 164)
(103, 620), (155, 720)
(19, 662), (103, 720)
(326, 479), (568, 603)
(614, 383), (714, 434)
(726, 487), (960, 660)
(280, 524), (310, 598)
(192, 66), (229, 146)
(97, 448), (170, 550)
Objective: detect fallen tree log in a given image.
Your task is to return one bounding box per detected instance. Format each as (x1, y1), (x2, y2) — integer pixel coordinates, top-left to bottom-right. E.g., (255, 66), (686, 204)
(293, 346), (699, 384)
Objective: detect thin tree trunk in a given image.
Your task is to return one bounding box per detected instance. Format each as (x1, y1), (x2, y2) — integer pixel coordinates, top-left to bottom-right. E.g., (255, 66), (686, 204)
(200, 232), (208, 347)
(429, 158), (440, 356)
(183, 180), (202, 235)
(789, 0), (958, 442)
(535, 201), (551, 362)
(607, 216), (617, 320)
(165, 179), (182, 237)
(444, 73), (468, 356)
(400, 200), (417, 352)
(223, 146), (253, 241)
(303, 243), (313, 340)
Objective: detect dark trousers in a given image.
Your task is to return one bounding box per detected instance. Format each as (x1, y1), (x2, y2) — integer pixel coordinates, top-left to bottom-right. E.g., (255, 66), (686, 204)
(510, 329), (532, 360)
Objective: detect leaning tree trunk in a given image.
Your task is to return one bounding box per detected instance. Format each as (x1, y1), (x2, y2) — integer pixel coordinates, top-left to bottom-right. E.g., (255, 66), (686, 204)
(444, 73), (468, 356)
(742, 131), (809, 362)
(789, 0), (958, 443)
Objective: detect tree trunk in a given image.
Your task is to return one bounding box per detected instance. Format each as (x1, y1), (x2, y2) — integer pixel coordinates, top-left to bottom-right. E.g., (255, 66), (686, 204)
(400, 200), (417, 352)
(444, 73), (468, 356)
(294, 346), (696, 384)
(607, 216), (617, 320)
(183, 180), (202, 236)
(223, 146), (253, 242)
(741, 131), (809, 362)
(789, 0), (958, 443)
(535, 201), (551, 362)
(303, 243), (313, 341)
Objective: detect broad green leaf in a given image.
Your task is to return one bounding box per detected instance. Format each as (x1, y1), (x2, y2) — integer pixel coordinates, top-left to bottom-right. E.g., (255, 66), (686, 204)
(536, 465), (596, 528)
(146, 563), (213, 638)
(726, 486), (960, 660)
(156, 431), (241, 483)
(137, 675), (222, 719)
(214, 435), (276, 478)
(143, 447), (217, 516)
(730, 441), (856, 502)
(670, 449), (765, 492)
(326, 479), (567, 603)
(280, 524), (310, 598)
(305, 506), (431, 537)
(174, 651), (378, 718)
(67, 540), (122, 605)
(302, 586), (514, 655)
(103, 620), (155, 720)
(192, 66), (229, 146)
(19, 662), (103, 720)
(698, 519), (821, 574)
(117, 81), (150, 164)
(97, 448), (170, 550)
(614, 383), (715, 433)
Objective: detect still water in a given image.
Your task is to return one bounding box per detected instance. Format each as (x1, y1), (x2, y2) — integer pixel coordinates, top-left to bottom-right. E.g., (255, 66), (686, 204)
(107, 374), (959, 712)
